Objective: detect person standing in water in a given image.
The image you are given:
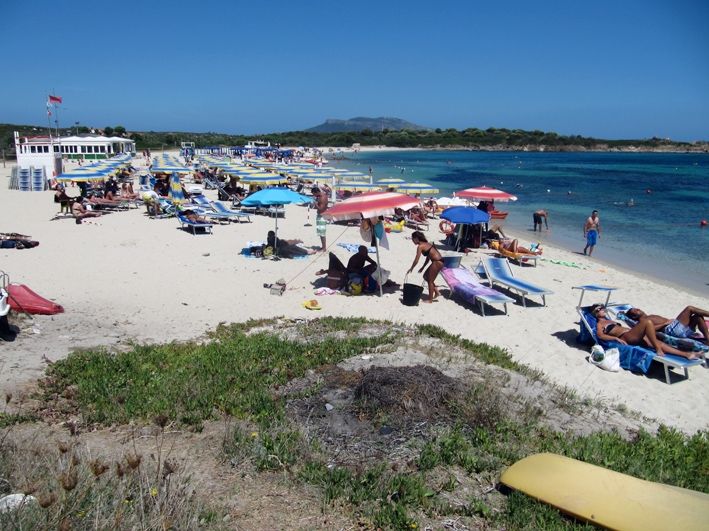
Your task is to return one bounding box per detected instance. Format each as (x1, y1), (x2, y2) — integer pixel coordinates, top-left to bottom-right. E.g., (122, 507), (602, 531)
(583, 209), (601, 256)
(533, 209), (549, 232)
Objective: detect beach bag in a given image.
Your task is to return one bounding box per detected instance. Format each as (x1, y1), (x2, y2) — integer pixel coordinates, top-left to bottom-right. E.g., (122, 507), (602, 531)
(402, 274), (424, 306)
(589, 346), (620, 372)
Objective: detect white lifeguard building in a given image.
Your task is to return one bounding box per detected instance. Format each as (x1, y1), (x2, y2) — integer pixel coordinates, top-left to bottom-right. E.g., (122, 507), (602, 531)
(13, 131), (136, 180)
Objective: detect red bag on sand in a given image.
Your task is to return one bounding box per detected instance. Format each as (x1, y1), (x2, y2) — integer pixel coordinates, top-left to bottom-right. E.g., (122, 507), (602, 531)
(6, 284), (64, 315)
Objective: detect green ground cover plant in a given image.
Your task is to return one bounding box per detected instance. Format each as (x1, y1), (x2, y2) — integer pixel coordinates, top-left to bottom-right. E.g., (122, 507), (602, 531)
(34, 318), (709, 529)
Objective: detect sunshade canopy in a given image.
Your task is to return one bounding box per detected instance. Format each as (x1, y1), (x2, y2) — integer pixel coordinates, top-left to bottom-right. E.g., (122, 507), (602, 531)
(323, 191), (420, 222)
(240, 188), (312, 206)
(440, 206), (490, 225)
(456, 186), (517, 202)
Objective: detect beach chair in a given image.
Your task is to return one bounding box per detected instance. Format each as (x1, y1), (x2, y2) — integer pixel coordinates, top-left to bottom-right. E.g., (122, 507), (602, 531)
(192, 194), (213, 210)
(573, 285), (703, 384)
(176, 213), (213, 235)
(441, 266), (515, 316)
(18, 169), (31, 191)
(481, 256), (551, 307)
(404, 216), (429, 231)
(210, 201), (252, 223)
(490, 241), (539, 267)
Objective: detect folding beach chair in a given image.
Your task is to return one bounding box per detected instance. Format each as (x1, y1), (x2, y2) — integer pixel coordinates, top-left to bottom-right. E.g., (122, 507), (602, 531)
(440, 266), (514, 316)
(573, 285), (703, 384)
(210, 201), (252, 223)
(481, 256), (551, 307)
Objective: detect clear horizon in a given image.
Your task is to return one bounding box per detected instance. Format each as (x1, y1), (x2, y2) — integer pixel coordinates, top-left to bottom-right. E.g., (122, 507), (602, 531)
(1, 0), (707, 141)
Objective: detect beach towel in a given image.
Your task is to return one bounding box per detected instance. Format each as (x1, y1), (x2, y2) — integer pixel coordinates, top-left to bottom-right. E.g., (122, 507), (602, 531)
(337, 243), (376, 254)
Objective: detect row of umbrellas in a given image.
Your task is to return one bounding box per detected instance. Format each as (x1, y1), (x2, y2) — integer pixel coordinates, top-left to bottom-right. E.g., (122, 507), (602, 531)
(55, 154), (133, 182)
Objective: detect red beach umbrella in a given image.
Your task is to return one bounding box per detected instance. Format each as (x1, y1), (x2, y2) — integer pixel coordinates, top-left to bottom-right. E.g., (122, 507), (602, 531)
(456, 185), (518, 202)
(322, 191), (420, 222)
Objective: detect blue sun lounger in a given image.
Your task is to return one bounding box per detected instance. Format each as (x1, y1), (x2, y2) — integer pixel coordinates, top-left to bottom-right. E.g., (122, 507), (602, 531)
(210, 201), (252, 223)
(573, 285), (703, 384)
(481, 257), (551, 307)
(177, 213), (213, 235)
(441, 266), (515, 316)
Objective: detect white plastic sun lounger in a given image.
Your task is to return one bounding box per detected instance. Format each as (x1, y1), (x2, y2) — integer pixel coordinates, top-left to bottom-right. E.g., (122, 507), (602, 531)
(482, 257), (552, 307)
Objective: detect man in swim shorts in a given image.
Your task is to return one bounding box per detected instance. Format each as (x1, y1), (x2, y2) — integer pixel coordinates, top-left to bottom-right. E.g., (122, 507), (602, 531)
(313, 187), (329, 251)
(533, 209), (549, 232)
(583, 209), (600, 256)
(625, 306), (709, 343)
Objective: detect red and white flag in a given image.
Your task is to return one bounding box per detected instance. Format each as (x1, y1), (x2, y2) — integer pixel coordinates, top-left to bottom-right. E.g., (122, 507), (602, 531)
(48, 95), (62, 104)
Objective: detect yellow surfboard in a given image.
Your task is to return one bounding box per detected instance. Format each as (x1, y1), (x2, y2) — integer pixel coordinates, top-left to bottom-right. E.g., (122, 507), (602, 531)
(500, 453), (709, 531)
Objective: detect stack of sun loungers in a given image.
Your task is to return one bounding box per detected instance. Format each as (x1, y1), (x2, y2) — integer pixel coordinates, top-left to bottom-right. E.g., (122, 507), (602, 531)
(573, 285), (704, 384)
(31, 168), (46, 191)
(18, 169), (31, 191)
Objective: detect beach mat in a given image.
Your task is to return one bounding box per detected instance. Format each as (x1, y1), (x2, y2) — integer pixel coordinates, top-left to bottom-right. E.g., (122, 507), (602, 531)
(7, 284), (64, 315)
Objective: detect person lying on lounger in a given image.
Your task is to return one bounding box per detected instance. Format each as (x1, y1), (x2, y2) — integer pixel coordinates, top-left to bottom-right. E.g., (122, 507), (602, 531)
(591, 304), (699, 359)
(494, 239), (542, 255)
(182, 209), (211, 224)
(624, 306), (708, 343)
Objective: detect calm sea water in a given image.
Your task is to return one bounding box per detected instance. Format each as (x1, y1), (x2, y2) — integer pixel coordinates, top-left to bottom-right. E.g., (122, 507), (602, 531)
(329, 151), (709, 296)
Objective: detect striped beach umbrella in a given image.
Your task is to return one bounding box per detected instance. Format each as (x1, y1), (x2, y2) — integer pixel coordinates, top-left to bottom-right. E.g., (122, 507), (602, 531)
(56, 169), (109, 182)
(169, 172), (185, 205)
(336, 182), (382, 192)
(396, 182), (440, 195)
(456, 186), (517, 202)
(239, 172), (288, 185)
(377, 178), (405, 185)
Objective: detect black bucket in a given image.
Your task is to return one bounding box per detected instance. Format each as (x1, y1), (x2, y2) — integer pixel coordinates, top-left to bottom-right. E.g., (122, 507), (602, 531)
(402, 275), (424, 306)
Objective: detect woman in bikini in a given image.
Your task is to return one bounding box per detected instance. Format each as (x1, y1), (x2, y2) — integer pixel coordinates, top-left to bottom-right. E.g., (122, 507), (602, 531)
(591, 304), (698, 359)
(408, 231), (444, 303)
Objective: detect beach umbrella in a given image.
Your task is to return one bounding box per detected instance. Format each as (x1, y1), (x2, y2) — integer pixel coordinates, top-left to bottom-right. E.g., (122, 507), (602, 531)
(336, 182), (382, 192)
(169, 172), (185, 205)
(441, 206), (491, 251)
(456, 185), (517, 202)
(437, 196), (469, 207)
(377, 178), (405, 185)
(440, 206), (490, 225)
(240, 188), (312, 256)
(323, 191), (421, 297)
(238, 172), (288, 185)
(56, 169), (109, 182)
(396, 182), (440, 195)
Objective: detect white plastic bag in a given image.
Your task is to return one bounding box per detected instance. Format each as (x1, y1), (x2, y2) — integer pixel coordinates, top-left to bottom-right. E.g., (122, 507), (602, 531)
(589, 346), (620, 372)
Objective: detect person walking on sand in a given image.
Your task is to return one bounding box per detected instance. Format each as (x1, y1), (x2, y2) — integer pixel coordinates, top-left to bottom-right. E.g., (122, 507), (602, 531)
(313, 187), (328, 251)
(583, 209), (601, 256)
(533, 209), (549, 232)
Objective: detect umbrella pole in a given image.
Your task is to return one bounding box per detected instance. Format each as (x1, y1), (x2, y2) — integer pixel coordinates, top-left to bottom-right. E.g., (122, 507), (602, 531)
(274, 212), (278, 257)
(374, 236), (383, 297)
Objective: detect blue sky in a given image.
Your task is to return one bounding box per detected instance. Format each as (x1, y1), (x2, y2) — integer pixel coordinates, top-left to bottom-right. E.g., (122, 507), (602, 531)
(1, 0), (707, 140)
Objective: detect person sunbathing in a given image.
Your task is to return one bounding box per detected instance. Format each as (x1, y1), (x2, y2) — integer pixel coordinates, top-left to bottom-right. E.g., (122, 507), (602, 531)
(181, 209), (211, 224)
(591, 304), (699, 359)
(625, 306), (708, 343)
(495, 239), (542, 255)
(119, 183), (140, 200)
(71, 198), (103, 224)
(266, 230), (315, 258)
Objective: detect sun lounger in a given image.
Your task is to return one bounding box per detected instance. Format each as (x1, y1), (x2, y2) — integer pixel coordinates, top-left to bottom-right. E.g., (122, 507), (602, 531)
(176, 213), (213, 235)
(490, 241), (539, 267)
(441, 266), (515, 316)
(210, 201), (252, 223)
(404, 216), (429, 231)
(481, 256), (551, 307)
(573, 285), (703, 384)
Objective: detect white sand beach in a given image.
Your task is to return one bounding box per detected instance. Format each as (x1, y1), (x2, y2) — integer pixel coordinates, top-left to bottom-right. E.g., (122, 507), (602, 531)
(1, 155), (708, 434)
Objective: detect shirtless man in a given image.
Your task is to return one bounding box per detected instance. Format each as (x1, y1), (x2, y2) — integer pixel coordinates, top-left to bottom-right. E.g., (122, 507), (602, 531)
(313, 187), (329, 251)
(533, 209), (549, 232)
(583, 210), (601, 256)
(625, 306), (709, 343)
(347, 245), (377, 277)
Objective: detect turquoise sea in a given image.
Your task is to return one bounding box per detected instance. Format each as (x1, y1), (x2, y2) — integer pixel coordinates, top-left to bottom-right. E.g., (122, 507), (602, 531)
(330, 151), (709, 296)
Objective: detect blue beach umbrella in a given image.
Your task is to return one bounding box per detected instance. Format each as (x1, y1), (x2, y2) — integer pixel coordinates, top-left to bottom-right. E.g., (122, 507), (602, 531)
(441, 206), (490, 225)
(241, 188), (312, 255)
(441, 206), (490, 250)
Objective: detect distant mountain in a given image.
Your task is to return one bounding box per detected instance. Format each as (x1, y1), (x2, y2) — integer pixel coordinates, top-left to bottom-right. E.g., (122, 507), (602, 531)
(306, 117), (428, 133)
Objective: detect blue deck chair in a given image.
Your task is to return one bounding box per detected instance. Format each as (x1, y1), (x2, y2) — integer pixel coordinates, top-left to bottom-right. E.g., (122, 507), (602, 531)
(210, 201), (252, 223)
(192, 195), (213, 210)
(441, 266), (515, 316)
(574, 285), (703, 384)
(481, 256), (551, 307)
(18, 169), (31, 191)
(176, 213), (213, 235)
